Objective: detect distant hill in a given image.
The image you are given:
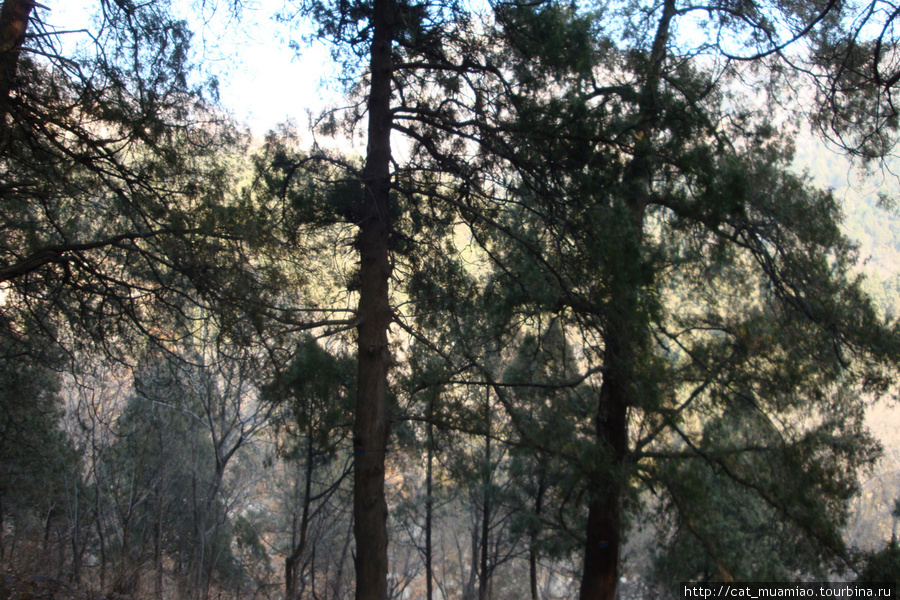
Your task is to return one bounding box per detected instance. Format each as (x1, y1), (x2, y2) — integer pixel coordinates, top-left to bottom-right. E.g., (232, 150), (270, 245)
(795, 135), (900, 315)
(795, 135), (900, 549)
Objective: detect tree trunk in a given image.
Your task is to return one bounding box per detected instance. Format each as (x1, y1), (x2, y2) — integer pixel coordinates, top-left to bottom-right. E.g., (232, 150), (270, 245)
(114, 510), (134, 596)
(95, 493), (107, 589)
(70, 482), (82, 583)
(333, 517), (354, 600)
(286, 428), (315, 600)
(0, 489), (5, 562)
(425, 414), (434, 600)
(309, 546), (315, 599)
(478, 403), (491, 600)
(353, 0), (394, 596)
(194, 442), (232, 600)
(529, 476), (545, 600)
(0, 0), (31, 114)
(577, 3), (673, 599)
(463, 525), (479, 600)
(155, 493), (163, 600)
(43, 507), (53, 552)
(578, 357), (629, 600)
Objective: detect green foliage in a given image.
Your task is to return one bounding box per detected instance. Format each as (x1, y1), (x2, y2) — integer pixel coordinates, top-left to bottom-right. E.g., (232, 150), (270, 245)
(386, 1), (900, 590)
(856, 541), (900, 590)
(0, 0), (263, 360)
(94, 359), (213, 592)
(0, 327), (79, 532)
(494, 1), (600, 84)
(652, 391), (881, 583)
(264, 335), (355, 461)
(5, 0), (900, 596)
(93, 347), (269, 595)
(501, 322), (595, 559)
(249, 126), (365, 230)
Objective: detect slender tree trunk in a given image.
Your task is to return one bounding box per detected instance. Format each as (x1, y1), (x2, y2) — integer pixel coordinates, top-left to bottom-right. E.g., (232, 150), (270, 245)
(353, 0), (395, 597)
(70, 481), (82, 583)
(478, 481), (491, 600)
(194, 446), (230, 600)
(43, 508), (53, 553)
(478, 392), (491, 600)
(529, 476), (545, 600)
(95, 493), (107, 589)
(154, 422), (165, 599)
(191, 474), (208, 600)
(115, 513), (133, 595)
(529, 548), (538, 600)
(333, 517), (354, 600)
(464, 525), (479, 600)
(577, 3), (673, 599)
(155, 493), (163, 600)
(286, 428), (315, 600)
(425, 414), (434, 600)
(0, 489), (5, 562)
(56, 528), (65, 578)
(310, 546), (319, 600)
(309, 546), (315, 599)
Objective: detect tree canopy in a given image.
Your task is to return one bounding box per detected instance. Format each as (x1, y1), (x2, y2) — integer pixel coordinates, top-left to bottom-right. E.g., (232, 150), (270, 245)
(4, 1), (900, 599)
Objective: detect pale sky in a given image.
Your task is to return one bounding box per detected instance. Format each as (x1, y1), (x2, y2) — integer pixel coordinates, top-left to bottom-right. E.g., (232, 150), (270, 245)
(50, 0), (338, 136)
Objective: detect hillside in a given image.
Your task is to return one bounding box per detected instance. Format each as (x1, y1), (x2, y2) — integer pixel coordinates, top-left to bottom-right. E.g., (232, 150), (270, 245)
(795, 137), (900, 552)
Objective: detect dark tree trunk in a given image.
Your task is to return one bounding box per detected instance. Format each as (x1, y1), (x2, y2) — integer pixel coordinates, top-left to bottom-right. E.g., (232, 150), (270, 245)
(333, 518), (354, 600)
(0, 489), (4, 562)
(577, 3), (673, 599)
(353, 0), (395, 596)
(70, 484), (82, 584)
(95, 494), (107, 588)
(0, 0), (31, 112)
(478, 392), (491, 600)
(529, 476), (545, 600)
(286, 428), (315, 600)
(463, 524), (479, 600)
(578, 355), (629, 600)
(529, 541), (538, 600)
(309, 546), (316, 599)
(425, 408), (434, 600)
(155, 492), (163, 600)
(43, 508), (52, 552)
(478, 452), (490, 600)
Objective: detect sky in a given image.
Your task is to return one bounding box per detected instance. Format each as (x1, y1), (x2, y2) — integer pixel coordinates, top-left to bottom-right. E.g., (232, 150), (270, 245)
(42, 0), (790, 140)
(51, 0), (339, 136)
(187, 0), (339, 134)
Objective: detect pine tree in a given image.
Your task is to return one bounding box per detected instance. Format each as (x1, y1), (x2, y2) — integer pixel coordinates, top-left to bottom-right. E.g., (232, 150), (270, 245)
(385, 2), (900, 598)
(0, 0), (265, 362)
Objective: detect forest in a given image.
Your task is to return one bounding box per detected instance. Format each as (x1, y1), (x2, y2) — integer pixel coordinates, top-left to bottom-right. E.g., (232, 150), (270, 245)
(4, 0), (900, 599)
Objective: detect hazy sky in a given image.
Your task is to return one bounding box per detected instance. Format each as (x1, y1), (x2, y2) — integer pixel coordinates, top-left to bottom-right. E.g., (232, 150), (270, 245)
(51, 0), (338, 136)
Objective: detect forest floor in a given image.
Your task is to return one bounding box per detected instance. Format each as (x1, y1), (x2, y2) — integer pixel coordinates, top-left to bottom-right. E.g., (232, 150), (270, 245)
(0, 573), (125, 600)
